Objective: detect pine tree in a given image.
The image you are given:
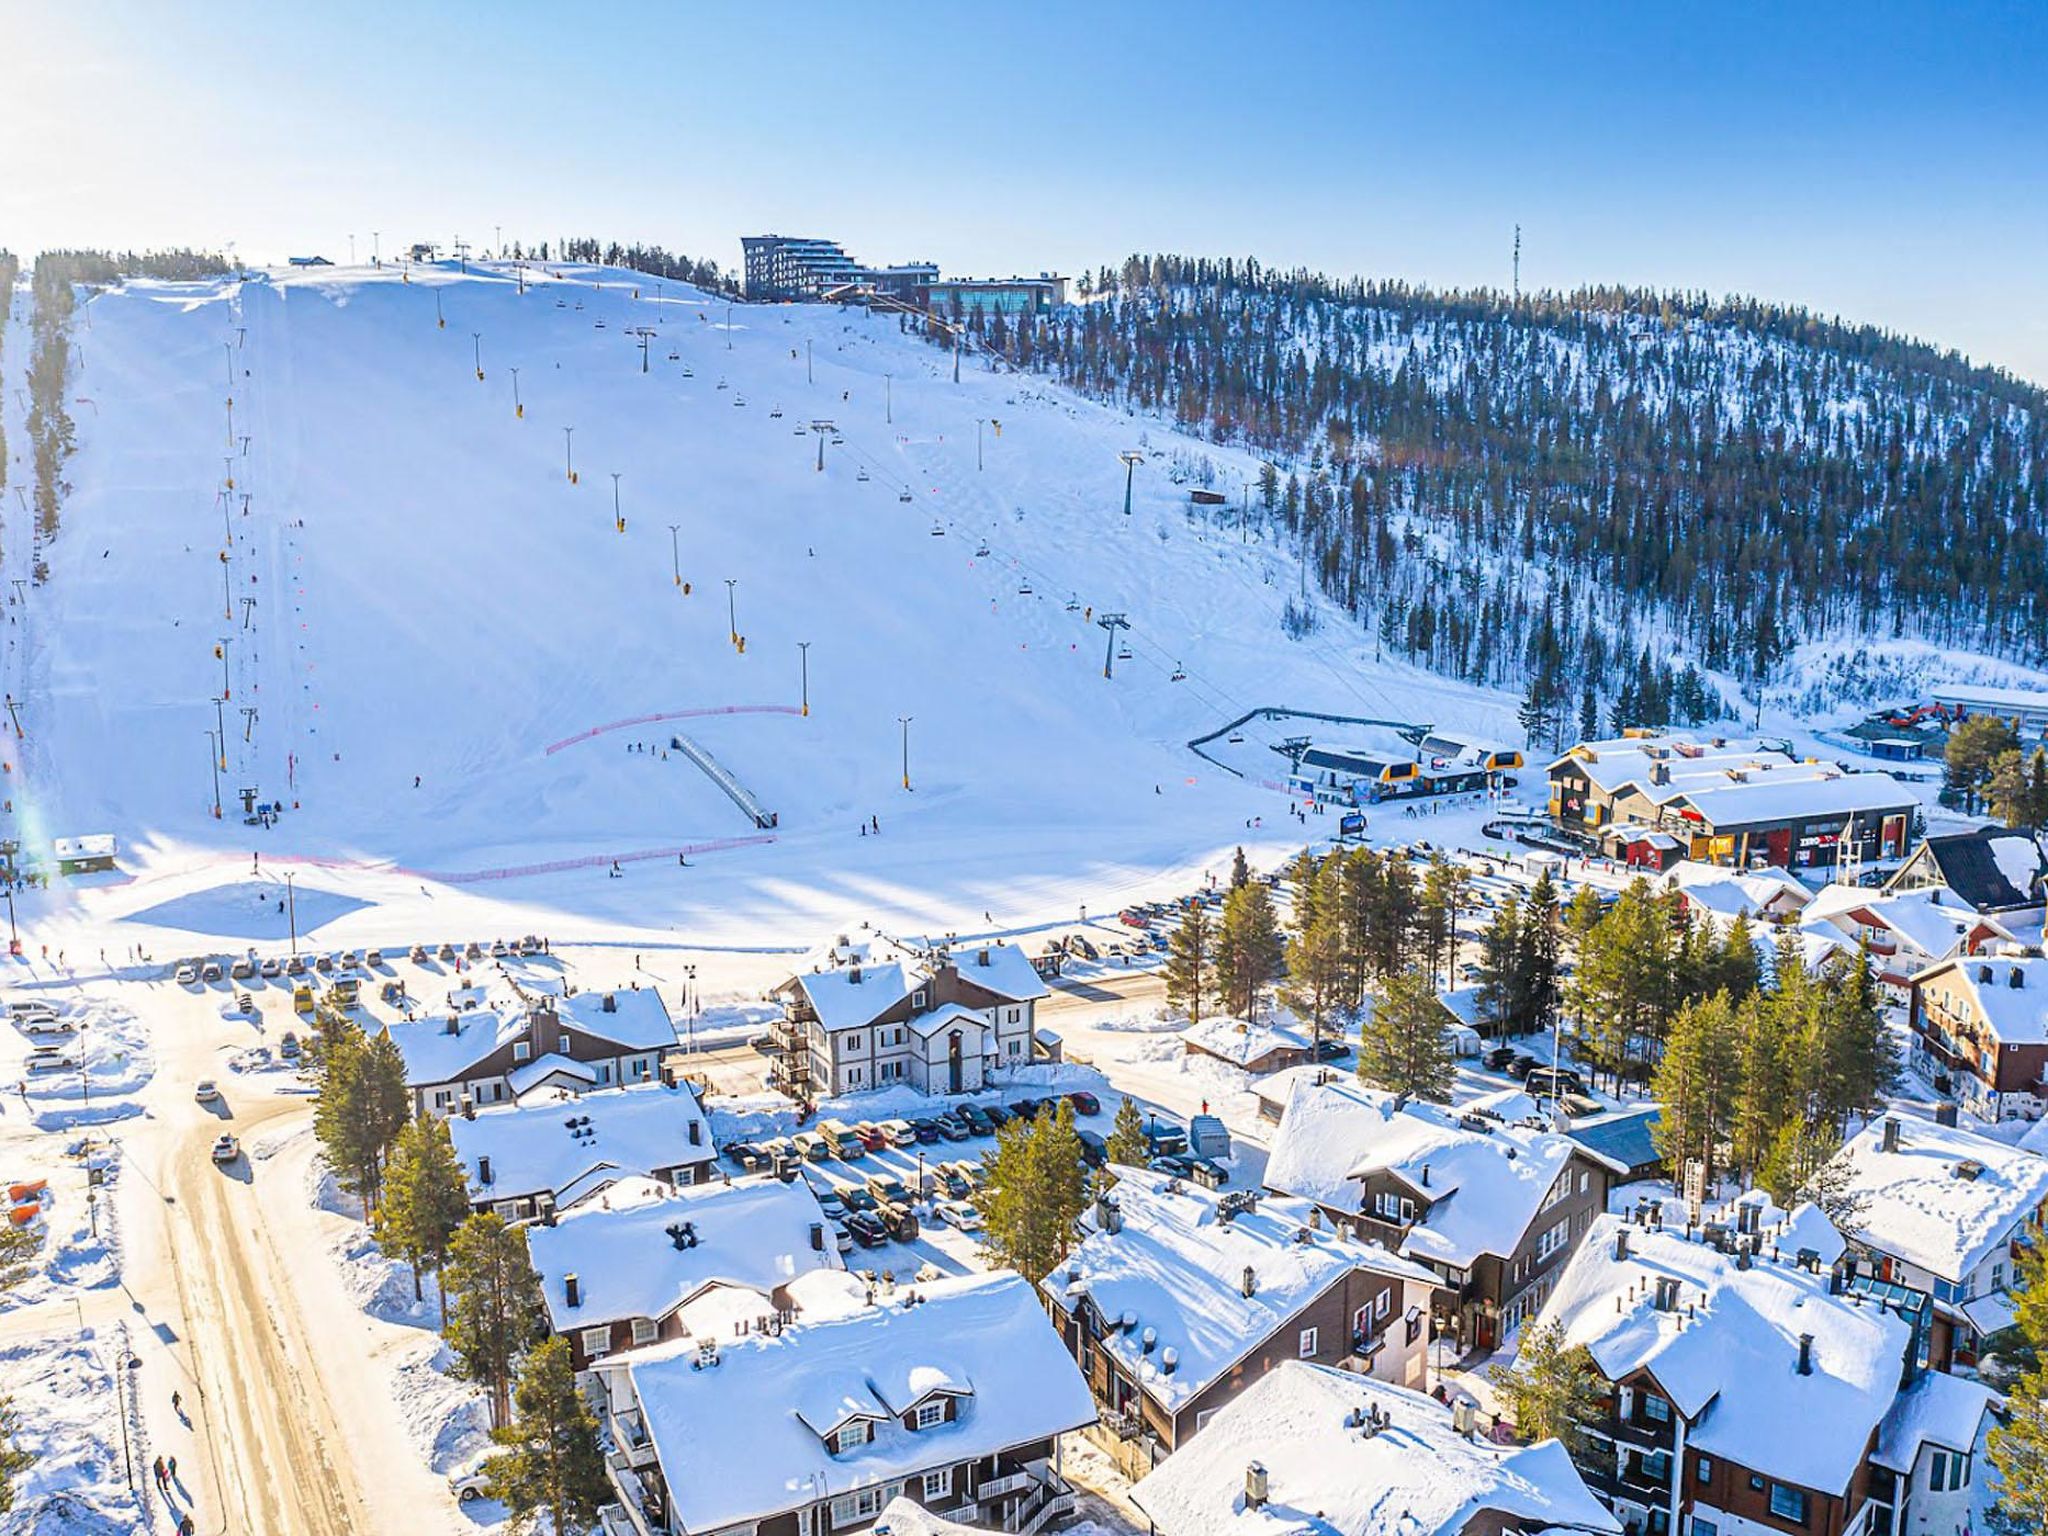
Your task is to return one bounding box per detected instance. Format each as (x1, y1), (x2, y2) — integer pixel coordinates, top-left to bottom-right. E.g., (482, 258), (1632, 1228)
(0, 1394), (31, 1517)
(481, 1335), (611, 1534)
(1229, 845), (1250, 889)
(1565, 881), (1675, 1091)
(1487, 1321), (1599, 1454)
(980, 1101), (1088, 1283)
(1990, 1241), (2048, 1533)
(375, 1115), (474, 1312)
(1106, 1096), (1149, 1169)
(1281, 859), (1346, 1050)
(1418, 856), (1471, 991)
(1213, 882), (1283, 1021)
(1650, 993), (1744, 1191)
(1356, 966), (1455, 1102)
(0, 1222), (40, 1290)
(1521, 871), (1562, 1033)
(443, 1212), (547, 1430)
(1163, 900), (1210, 1026)
(1947, 716), (2019, 813)
(1475, 896), (1525, 1039)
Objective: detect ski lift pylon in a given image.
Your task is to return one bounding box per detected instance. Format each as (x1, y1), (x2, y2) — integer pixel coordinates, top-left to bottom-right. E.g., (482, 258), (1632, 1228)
(1170, 664), (1187, 682)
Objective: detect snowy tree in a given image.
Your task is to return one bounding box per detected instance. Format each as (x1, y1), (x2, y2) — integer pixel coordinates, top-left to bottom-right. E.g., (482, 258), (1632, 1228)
(1355, 966), (1455, 1102)
(482, 1336), (610, 1534)
(375, 1115), (473, 1312)
(443, 1213), (547, 1430)
(1488, 1322), (1599, 1455)
(1163, 900), (1211, 1026)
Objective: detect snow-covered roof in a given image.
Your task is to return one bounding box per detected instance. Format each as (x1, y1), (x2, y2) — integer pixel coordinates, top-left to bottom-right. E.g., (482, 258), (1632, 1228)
(447, 1080), (714, 1203)
(1914, 954), (2048, 1047)
(1042, 1167), (1438, 1413)
(527, 1175), (840, 1333)
(1435, 986), (1486, 1031)
(553, 985), (676, 1050)
(1663, 859), (1813, 912)
(612, 1271), (1095, 1533)
(940, 941), (1049, 1002)
(906, 1001), (988, 1041)
(1262, 1078), (1622, 1269)
(1183, 1015), (1309, 1069)
(798, 960), (916, 1032)
(1129, 1361), (1618, 1536)
(380, 998), (527, 1086)
(504, 1053), (597, 1097)
(1832, 1115), (2048, 1282)
(873, 1497), (982, 1536)
(1801, 885), (2003, 963)
(1871, 1367), (2002, 1475)
(1554, 737), (1792, 798)
(1538, 1209), (1902, 1494)
(791, 935), (1048, 1035)
(1893, 828), (2048, 913)
(1669, 767), (1916, 829)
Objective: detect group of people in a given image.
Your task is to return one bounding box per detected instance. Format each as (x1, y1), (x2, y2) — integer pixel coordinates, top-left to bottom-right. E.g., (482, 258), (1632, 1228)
(152, 1396), (197, 1534)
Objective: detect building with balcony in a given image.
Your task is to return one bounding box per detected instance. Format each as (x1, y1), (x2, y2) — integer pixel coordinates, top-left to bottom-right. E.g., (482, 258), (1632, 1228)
(769, 933), (1047, 1102)
(1801, 888), (2014, 1001)
(590, 1269), (1094, 1536)
(1535, 1196), (1993, 1536)
(1262, 1078), (1622, 1352)
(1039, 1169), (1439, 1466)
(1884, 826), (2048, 915)
(1127, 1360), (1619, 1536)
(1908, 955), (2048, 1121)
(1829, 1114), (2048, 1367)
(740, 236), (937, 303)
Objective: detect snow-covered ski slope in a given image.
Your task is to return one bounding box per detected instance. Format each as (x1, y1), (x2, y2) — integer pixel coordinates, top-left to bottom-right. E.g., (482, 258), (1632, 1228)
(23, 262), (1517, 941)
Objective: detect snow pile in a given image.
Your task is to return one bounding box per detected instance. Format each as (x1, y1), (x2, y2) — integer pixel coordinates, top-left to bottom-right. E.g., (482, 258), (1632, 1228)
(0, 1333), (146, 1535)
(9, 996), (155, 1130)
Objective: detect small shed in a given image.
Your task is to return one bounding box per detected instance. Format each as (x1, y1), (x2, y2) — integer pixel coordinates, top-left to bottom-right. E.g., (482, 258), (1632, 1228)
(51, 834), (117, 876)
(1188, 489), (1227, 506)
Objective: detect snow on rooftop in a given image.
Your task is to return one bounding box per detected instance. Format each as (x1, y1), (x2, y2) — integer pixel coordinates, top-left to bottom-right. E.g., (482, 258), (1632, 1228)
(527, 1174), (840, 1333)
(1832, 1116), (2048, 1282)
(1183, 1015), (1309, 1069)
(553, 985), (676, 1049)
(1263, 1078), (1614, 1269)
(380, 998), (527, 1086)
(446, 1080), (714, 1202)
(1538, 1209), (1901, 1494)
(613, 1271), (1094, 1534)
(1872, 1363), (2001, 1475)
(1670, 768), (1915, 827)
(940, 940), (1050, 1002)
(1924, 953), (2048, 1047)
(1989, 835), (2047, 905)
(1801, 886), (2000, 963)
(799, 960), (916, 1032)
(1130, 1361), (1618, 1536)
(1042, 1167), (1437, 1412)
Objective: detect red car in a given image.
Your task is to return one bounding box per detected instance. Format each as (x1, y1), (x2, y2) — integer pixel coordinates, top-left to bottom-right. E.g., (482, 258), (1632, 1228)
(853, 1121), (892, 1152)
(1118, 911), (1150, 929)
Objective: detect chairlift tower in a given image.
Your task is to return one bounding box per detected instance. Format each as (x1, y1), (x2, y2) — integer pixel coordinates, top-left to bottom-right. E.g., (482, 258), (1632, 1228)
(810, 421), (837, 473)
(1119, 451), (1144, 517)
(1097, 613), (1131, 680)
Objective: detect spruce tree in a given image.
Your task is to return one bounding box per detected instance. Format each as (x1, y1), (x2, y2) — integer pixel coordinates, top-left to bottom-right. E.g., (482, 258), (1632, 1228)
(1281, 859), (1346, 1050)
(980, 1101), (1088, 1283)
(0, 1222), (40, 1290)
(1356, 966), (1456, 1102)
(443, 1212), (547, 1430)
(1650, 993), (1743, 1191)
(482, 1335), (611, 1535)
(1475, 896), (1525, 1040)
(1989, 1241), (2048, 1534)
(1106, 1096), (1149, 1169)
(1229, 845), (1250, 889)
(1487, 1322), (1599, 1454)
(0, 1395), (31, 1517)
(1213, 882), (1283, 1021)
(375, 1115), (474, 1312)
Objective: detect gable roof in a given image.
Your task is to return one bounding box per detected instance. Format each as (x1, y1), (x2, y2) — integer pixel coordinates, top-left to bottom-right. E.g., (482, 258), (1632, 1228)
(1890, 829), (2047, 913)
(1872, 1368), (2002, 1476)
(1831, 1115), (2048, 1282)
(447, 1080), (715, 1203)
(1129, 1361), (1618, 1536)
(527, 1175), (840, 1333)
(611, 1271), (1095, 1533)
(1041, 1167), (1439, 1414)
(1539, 1208), (1904, 1494)
(1263, 1079), (1622, 1269)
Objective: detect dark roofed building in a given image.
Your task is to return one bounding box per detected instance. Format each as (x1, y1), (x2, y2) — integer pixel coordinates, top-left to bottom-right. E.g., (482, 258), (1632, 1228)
(1563, 1108), (1665, 1184)
(1886, 828), (2047, 915)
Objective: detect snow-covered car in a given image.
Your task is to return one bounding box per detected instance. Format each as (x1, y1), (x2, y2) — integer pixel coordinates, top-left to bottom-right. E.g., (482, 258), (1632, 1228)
(8, 1001), (59, 1023)
(22, 1017), (76, 1038)
(199, 960), (224, 983)
(174, 962), (199, 985)
(409, 945), (429, 964)
(438, 943), (458, 962)
(447, 1470), (493, 1504)
(194, 1080), (222, 1103)
(935, 1200), (984, 1232)
(211, 1134), (240, 1163)
(230, 956), (256, 981)
(813, 1189), (849, 1222)
(489, 939), (510, 958)
(25, 1048), (76, 1073)
(285, 954), (309, 976)
(258, 957), (283, 979)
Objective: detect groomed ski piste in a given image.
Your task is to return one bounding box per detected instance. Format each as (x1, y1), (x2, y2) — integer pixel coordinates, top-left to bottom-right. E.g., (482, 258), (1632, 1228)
(11, 259), (1527, 953)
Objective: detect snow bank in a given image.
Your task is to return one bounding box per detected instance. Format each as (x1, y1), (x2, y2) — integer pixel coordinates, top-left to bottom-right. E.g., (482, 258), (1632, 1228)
(0, 1333), (147, 1535)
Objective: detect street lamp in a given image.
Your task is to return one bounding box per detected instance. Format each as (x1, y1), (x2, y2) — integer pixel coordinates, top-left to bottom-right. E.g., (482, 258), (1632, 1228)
(563, 426), (576, 484)
(471, 332), (484, 381)
(611, 472), (625, 533)
(798, 642), (811, 717)
(725, 579), (739, 644)
(283, 871), (298, 957)
(667, 524), (682, 588)
(898, 715), (913, 791)
(205, 729), (222, 819)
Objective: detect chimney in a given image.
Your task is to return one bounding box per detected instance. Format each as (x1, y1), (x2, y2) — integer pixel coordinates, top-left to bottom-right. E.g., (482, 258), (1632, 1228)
(565, 1272), (582, 1309)
(1935, 1102), (1959, 1128)
(977, 948), (991, 967)
(1141, 1327), (1157, 1355)
(810, 1222), (825, 1252)
(850, 965), (863, 985)
(601, 992), (618, 1013)
(1420, 1162), (1430, 1188)
(461, 1095), (476, 1120)
(2012, 967), (2025, 990)
(1161, 1346), (1178, 1376)
(478, 1155), (493, 1186)
(689, 1120), (703, 1146)
(1797, 1333), (1814, 1375)
(1614, 1230), (1631, 1262)
(1242, 1266), (1257, 1299)
(1654, 1277), (1681, 1312)
(1881, 1118), (1901, 1154)
(1245, 1463), (1268, 1511)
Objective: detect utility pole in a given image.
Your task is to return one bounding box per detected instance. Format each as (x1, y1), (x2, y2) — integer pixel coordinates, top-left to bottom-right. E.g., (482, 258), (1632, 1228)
(611, 472), (625, 532)
(563, 426), (576, 484)
(206, 730), (222, 819)
(726, 303), (733, 350)
(898, 715), (913, 791)
(217, 639), (232, 701)
(1097, 613), (1131, 679)
(667, 524), (682, 587)
(221, 557), (233, 622)
(510, 366), (522, 418)
(284, 870), (298, 956)
(885, 373), (892, 424)
(214, 697), (227, 762)
(725, 579), (739, 644)
(806, 339), (813, 384)
(240, 595), (256, 630)
(976, 419), (985, 472)
(435, 290), (445, 329)
(240, 705), (257, 742)
(472, 332), (484, 381)
(1120, 451), (1144, 516)
(372, 230), (380, 266)
(798, 641), (810, 717)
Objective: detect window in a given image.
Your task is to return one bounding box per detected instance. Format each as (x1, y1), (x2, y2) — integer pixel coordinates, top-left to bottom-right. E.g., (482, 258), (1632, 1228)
(1579, 1171), (1591, 1195)
(580, 1326), (610, 1358)
(848, 1035), (864, 1052)
(1691, 1521), (1718, 1536)
(836, 1419), (872, 1451)
(1298, 1327), (1319, 1357)
(1695, 1455), (1713, 1485)
(1009, 1008), (1021, 1023)
(1194, 1407), (1219, 1433)
(512, 1040), (532, 1062)
(1994, 1262), (2007, 1292)
(913, 990), (928, 1009)
(597, 1062), (613, 1084)
(1934, 1277), (1965, 1305)
(1536, 1218), (1570, 1261)
(1641, 1394), (1671, 1424)
(1929, 1450), (1969, 1491)
(434, 1089), (453, 1109)
(921, 1469), (952, 1500)
(556, 1034), (570, 1055)
(631, 1319), (659, 1347)
(1767, 1483), (1807, 1523)
(830, 1488), (887, 1528)
(1007, 1039), (1021, 1057)
(1375, 1287), (1391, 1321)
(916, 1400), (947, 1430)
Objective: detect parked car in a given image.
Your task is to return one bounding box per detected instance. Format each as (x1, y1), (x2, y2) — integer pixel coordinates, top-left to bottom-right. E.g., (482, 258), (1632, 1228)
(844, 1211), (888, 1248)
(313, 953), (335, 974)
(410, 944), (430, 964)
(1523, 1065), (1584, 1097)
(489, 939), (510, 959)
(829, 1223), (855, 1255)
(1189, 1157), (1231, 1189)
(194, 1079), (222, 1103)
(173, 962), (199, 985)
(230, 956), (256, 981)
(791, 1132), (830, 1163)
(26, 1048), (76, 1073)
(935, 1199), (984, 1232)
(211, 1134), (241, 1163)
(840, 1187), (879, 1214)
(22, 1017), (76, 1039)
(1075, 1129), (1108, 1168)
(259, 956), (283, 979)
(1064, 1090), (1101, 1117)
(1147, 1154), (1195, 1179)
(1312, 1038), (1351, 1062)
(365, 948), (386, 968)
(954, 1104), (993, 1135)
(1145, 1121), (1189, 1158)
(882, 1118), (919, 1148)
(876, 1201), (920, 1241)
(933, 1116), (972, 1143)
(285, 954), (309, 976)
(865, 1174), (910, 1205)
(909, 1118), (943, 1145)
(279, 1031), (302, 1060)
(812, 1186), (850, 1222)
(200, 960), (225, 983)
(437, 943), (458, 962)
(9, 1001), (59, 1024)
(724, 1141), (763, 1168)
(1008, 1097), (1042, 1120)
(447, 1470), (493, 1504)
(852, 1121), (891, 1152)
(937, 1167), (973, 1200)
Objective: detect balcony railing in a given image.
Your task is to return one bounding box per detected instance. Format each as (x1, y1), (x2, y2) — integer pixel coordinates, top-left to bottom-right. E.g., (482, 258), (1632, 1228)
(977, 1471), (1036, 1503)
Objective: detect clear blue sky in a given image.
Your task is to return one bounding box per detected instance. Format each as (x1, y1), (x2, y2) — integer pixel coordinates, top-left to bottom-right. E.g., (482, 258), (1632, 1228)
(10, 0), (2047, 381)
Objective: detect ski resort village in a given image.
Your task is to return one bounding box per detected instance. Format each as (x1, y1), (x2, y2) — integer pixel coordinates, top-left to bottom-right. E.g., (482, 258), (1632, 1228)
(6, 14), (2048, 1533)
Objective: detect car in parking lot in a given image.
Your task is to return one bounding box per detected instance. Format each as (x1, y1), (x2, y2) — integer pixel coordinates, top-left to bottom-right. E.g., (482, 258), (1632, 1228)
(173, 962), (200, 985)
(211, 1134), (241, 1163)
(26, 1046), (76, 1073)
(258, 956), (283, 979)
(932, 1116), (972, 1143)
(935, 1166), (973, 1200)
(724, 1141), (765, 1171)
(200, 960), (225, 983)
(1147, 1153), (1195, 1179)
(839, 1186), (879, 1214)
(852, 1121), (891, 1152)
(447, 1469), (493, 1504)
(813, 1187), (849, 1222)
(1075, 1129), (1108, 1168)
(908, 1118), (942, 1144)
(792, 1132), (830, 1163)
(9, 1000), (60, 1025)
(1312, 1038), (1351, 1062)
(954, 1104), (992, 1135)
(980, 1103), (1012, 1129)
(230, 955), (257, 981)
(935, 1199), (984, 1231)
(865, 1174), (910, 1204)
(1523, 1066), (1585, 1098)
(21, 1015), (75, 1038)
(438, 943), (459, 962)
(875, 1201), (920, 1241)
(1008, 1096), (1041, 1120)
(1063, 1090), (1101, 1117)
(194, 1079), (222, 1103)
(844, 1210), (888, 1248)
(882, 1119), (919, 1148)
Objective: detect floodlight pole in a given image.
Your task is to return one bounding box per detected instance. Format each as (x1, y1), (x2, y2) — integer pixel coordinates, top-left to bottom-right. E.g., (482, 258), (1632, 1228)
(898, 715), (913, 791)
(667, 524), (682, 587)
(798, 642), (811, 717)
